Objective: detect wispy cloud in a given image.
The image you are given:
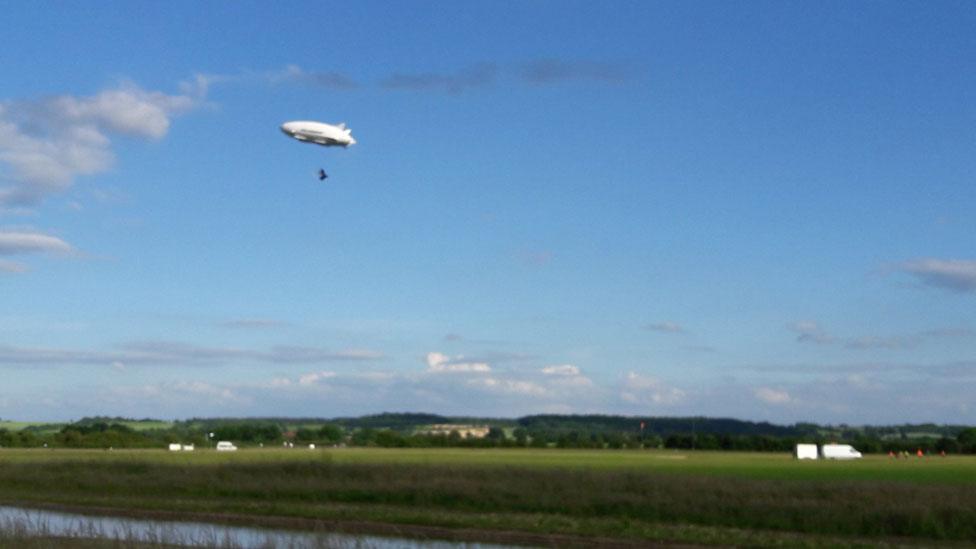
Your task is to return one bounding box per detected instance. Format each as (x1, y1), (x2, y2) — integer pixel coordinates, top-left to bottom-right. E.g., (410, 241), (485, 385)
(620, 372), (686, 406)
(425, 351), (491, 373)
(377, 59), (630, 94)
(0, 259), (28, 273)
(0, 230), (73, 255)
(754, 387), (791, 405)
(380, 63), (498, 94)
(298, 370), (337, 386)
(644, 322), (686, 334)
(218, 318), (288, 330)
(518, 59), (631, 84)
(789, 321), (834, 345)
(267, 64), (358, 90)
(541, 364), (580, 376)
(0, 341), (382, 368)
(790, 321), (973, 351)
(0, 229), (74, 273)
(897, 259), (976, 293)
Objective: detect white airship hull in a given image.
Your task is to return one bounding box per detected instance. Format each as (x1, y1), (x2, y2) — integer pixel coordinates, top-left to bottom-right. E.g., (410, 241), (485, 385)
(280, 121), (356, 147)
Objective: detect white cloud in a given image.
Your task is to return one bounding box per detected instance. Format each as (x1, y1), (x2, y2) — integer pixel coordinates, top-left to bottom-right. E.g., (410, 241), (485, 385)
(0, 231), (73, 255)
(467, 377), (548, 397)
(541, 364), (580, 376)
(754, 387), (791, 404)
(898, 259), (976, 293)
(269, 377), (292, 387)
(620, 372), (686, 406)
(51, 85), (196, 139)
(0, 81), (204, 206)
(425, 351), (491, 373)
(298, 371), (336, 386)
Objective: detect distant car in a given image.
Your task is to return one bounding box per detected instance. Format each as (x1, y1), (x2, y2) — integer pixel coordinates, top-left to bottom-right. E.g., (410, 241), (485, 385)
(215, 441), (238, 451)
(168, 443), (182, 452)
(182, 444), (195, 451)
(821, 444), (862, 459)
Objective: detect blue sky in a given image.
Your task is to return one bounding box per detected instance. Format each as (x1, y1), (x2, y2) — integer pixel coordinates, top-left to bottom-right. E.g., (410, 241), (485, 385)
(1, 1), (974, 424)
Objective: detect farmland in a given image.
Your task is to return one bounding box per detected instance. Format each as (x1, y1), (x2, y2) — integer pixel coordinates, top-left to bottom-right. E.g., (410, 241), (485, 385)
(2, 448), (975, 547)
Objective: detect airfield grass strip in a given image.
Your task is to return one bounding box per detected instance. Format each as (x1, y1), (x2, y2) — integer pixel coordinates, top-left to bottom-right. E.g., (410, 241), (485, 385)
(1, 459), (974, 545)
(2, 499), (945, 549)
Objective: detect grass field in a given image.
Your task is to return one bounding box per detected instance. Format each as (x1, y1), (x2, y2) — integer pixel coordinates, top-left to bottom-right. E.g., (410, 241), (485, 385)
(2, 448), (975, 547)
(0, 421), (61, 433)
(0, 420), (172, 433)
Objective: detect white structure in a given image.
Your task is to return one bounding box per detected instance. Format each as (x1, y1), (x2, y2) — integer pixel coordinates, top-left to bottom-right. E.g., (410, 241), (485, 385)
(168, 443), (182, 451)
(280, 121), (356, 147)
(420, 424), (491, 439)
(182, 444), (195, 451)
(215, 441), (238, 451)
(794, 443), (818, 460)
(821, 444), (862, 460)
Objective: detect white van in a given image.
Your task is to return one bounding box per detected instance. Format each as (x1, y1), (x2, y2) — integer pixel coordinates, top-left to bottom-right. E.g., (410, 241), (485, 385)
(794, 443), (818, 460)
(215, 441), (238, 451)
(820, 444), (862, 459)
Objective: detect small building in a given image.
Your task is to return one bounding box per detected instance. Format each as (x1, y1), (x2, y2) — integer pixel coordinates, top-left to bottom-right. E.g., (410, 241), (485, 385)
(168, 443), (182, 452)
(421, 424), (491, 439)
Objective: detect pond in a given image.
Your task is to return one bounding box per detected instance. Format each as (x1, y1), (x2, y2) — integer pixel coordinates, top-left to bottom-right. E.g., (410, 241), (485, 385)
(0, 505), (524, 548)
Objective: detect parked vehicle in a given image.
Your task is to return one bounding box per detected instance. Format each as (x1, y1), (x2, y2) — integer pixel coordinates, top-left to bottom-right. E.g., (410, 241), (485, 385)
(794, 443), (818, 460)
(820, 443), (862, 459)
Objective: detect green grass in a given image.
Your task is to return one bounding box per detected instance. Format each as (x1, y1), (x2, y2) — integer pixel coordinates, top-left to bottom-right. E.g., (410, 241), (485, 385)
(0, 420), (172, 433)
(2, 448), (976, 546)
(0, 421), (61, 432)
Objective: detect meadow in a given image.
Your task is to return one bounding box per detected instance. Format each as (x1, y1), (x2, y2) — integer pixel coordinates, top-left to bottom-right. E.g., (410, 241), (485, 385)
(1, 448), (975, 547)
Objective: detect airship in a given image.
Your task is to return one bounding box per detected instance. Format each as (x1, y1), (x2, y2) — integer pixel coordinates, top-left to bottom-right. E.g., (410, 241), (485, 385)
(280, 120), (356, 147)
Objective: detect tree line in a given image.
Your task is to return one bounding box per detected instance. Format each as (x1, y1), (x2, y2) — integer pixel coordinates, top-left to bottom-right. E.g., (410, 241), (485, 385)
(2, 414), (975, 453)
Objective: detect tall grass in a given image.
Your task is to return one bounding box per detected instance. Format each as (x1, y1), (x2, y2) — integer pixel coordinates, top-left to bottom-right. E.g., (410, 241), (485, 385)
(1, 456), (975, 543)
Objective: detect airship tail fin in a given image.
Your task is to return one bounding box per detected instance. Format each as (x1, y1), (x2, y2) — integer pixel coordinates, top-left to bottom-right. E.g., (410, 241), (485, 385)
(337, 122), (347, 131)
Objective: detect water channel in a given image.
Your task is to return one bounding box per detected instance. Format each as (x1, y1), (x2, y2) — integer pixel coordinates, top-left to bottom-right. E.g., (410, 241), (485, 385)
(0, 505), (525, 548)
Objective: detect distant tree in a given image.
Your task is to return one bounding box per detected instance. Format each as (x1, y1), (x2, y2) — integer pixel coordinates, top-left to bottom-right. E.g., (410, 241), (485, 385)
(351, 428), (378, 446)
(935, 436), (960, 454)
(318, 424), (344, 443)
(512, 427), (528, 446)
(486, 426), (506, 442)
(957, 428), (976, 453)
